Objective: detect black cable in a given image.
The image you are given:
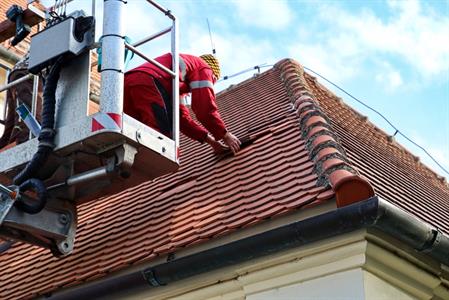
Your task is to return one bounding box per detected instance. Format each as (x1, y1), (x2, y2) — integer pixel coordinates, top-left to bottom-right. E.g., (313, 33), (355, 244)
(16, 178), (48, 214)
(13, 58), (62, 186)
(303, 66), (449, 177)
(219, 62), (448, 177)
(0, 240), (14, 254)
(12, 58), (63, 214)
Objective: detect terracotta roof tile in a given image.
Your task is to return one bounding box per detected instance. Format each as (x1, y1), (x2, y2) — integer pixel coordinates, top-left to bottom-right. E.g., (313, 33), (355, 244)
(301, 64), (449, 232)
(1, 56), (448, 299)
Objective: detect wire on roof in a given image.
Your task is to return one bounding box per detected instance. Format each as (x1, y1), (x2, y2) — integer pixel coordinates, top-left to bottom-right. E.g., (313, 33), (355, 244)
(217, 63), (448, 177)
(219, 64), (273, 81)
(303, 66), (449, 177)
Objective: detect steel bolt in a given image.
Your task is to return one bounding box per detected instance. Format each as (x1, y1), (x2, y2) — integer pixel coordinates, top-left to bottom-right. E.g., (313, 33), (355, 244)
(59, 214), (69, 225)
(162, 147), (166, 153)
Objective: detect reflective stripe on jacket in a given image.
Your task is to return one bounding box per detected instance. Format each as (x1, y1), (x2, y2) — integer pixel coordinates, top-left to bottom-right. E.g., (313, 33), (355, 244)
(126, 53), (227, 142)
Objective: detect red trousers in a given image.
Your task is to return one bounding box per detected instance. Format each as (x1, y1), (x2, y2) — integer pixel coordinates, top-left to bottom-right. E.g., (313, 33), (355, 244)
(124, 72), (171, 136)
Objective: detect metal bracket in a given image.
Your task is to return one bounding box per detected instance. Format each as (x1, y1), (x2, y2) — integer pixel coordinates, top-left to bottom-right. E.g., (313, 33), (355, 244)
(50, 200), (77, 256)
(0, 193), (15, 224)
(113, 143), (137, 178)
(1, 179), (77, 256)
(0, 197), (76, 256)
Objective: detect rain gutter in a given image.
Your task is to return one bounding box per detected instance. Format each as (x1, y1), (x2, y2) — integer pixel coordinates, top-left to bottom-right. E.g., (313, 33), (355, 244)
(47, 196), (449, 299)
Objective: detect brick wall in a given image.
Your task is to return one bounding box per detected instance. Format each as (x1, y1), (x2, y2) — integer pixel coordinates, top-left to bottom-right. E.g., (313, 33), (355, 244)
(0, 0), (43, 57)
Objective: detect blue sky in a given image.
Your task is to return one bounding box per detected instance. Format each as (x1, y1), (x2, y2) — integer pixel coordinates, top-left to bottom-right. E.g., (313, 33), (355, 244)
(42, 0), (449, 179)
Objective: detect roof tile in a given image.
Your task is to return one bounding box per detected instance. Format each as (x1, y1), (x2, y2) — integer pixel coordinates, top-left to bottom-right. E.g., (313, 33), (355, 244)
(1, 55), (448, 300)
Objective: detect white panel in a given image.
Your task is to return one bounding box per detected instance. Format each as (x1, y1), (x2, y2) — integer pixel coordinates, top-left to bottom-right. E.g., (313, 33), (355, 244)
(247, 268), (365, 300)
(363, 271), (417, 300)
(55, 52), (90, 128)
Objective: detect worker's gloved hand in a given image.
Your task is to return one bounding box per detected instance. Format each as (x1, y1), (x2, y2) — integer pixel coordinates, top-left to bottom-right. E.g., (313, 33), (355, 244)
(222, 132), (241, 154)
(205, 134), (229, 155)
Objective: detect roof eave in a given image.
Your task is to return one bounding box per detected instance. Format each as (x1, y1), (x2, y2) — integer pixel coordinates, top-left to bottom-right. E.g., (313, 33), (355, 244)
(46, 196), (449, 300)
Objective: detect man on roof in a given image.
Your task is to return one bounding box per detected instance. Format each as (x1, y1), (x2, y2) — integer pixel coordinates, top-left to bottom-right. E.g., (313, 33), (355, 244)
(124, 53), (241, 155)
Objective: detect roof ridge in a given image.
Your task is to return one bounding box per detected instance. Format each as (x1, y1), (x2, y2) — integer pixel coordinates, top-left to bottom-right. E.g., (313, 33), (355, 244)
(274, 58), (374, 207)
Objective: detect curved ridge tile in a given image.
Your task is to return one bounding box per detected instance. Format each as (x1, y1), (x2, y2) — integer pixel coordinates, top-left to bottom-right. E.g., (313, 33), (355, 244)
(275, 58), (374, 207)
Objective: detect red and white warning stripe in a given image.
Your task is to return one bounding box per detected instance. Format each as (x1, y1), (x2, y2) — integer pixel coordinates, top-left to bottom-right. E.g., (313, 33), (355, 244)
(92, 113), (122, 132)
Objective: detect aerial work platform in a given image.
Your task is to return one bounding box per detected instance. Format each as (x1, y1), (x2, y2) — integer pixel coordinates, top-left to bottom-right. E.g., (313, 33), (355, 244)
(0, 0), (180, 256)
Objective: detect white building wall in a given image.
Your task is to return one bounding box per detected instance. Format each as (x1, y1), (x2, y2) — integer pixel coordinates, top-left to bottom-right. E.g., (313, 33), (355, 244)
(86, 232), (448, 300)
(247, 268), (365, 300)
(246, 268), (418, 300)
(364, 271), (416, 300)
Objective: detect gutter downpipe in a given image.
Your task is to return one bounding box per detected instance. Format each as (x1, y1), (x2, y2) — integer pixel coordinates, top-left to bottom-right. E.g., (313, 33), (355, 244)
(47, 196), (449, 299)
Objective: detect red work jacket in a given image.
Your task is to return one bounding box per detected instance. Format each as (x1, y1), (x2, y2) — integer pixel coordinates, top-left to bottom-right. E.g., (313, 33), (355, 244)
(127, 53), (227, 142)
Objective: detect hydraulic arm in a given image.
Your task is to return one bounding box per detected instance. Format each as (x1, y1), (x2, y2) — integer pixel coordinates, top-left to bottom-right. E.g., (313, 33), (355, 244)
(0, 0), (180, 257)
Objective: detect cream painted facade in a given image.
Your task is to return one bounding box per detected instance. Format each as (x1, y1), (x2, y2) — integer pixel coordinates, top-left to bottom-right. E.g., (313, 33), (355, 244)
(113, 231), (448, 300)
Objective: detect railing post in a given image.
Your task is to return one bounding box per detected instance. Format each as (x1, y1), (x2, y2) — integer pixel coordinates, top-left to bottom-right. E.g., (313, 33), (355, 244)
(171, 17), (180, 161)
(100, 0), (125, 121)
(30, 75), (39, 139)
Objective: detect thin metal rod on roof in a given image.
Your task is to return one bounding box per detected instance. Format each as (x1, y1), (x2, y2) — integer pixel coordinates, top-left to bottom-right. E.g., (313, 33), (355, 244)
(303, 66), (449, 177)
(206, 18), (216, 55)
(219, 63), (272, 81)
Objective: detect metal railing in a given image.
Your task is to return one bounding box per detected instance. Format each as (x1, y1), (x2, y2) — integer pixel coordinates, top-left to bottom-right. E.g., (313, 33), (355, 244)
(0, 73), (39, 139)
(128, 0), (180, 152)
(0, 73), (33, 93)
(99, 0), (180, 157)
(3, 0), (180, 159)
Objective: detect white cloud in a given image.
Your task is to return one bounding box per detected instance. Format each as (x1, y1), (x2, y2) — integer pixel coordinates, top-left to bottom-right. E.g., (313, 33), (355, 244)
(375, 62), (403, 91)
(288, 40), (360, 84)
(231, 0), (292, 30)
(179, 23), (278, 91)
(387, 71), (403, 89)
(289, 0), (449, 89)
(320, 0), (449, 77)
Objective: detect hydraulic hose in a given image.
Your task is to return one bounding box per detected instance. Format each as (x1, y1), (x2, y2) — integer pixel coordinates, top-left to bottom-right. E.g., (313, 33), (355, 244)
(13, 58), (63, 214)
(15, 179), (48, 214)
(13, 59), (62, 185)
